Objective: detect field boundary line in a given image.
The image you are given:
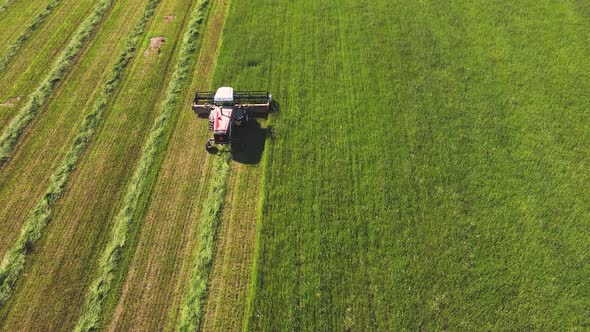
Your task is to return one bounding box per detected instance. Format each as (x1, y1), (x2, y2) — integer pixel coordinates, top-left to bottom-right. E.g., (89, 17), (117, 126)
(0, 0), (64, 72)
(0, 0), (158, 308)
(0, 0), (115, 166)
(73, 1), (211, 330)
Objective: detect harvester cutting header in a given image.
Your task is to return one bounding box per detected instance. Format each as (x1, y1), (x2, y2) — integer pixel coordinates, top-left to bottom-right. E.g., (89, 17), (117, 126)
(192, 87), (272, 152)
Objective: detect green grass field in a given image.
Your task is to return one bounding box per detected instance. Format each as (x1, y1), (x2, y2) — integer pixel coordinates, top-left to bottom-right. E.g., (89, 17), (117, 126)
(0, 0), (589, 330)
(212, 0), (590, 330)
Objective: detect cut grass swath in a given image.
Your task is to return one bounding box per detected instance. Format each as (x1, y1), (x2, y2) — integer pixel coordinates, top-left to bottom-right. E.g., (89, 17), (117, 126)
(0, 0), (158, 308)
(0, 0), (63, 72)
(0, 0), (114, 166)
(73, 1), (210, 330)
(178, 152), (231, 331)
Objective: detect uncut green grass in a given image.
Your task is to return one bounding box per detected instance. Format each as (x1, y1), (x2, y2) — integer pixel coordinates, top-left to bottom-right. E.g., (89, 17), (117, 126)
(210, 0), (590, 330)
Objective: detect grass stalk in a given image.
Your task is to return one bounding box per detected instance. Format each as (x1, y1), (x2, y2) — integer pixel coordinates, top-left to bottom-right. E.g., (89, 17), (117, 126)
(73, 1), (210, 330)
(0, 0), (63, 72)
(0, 0), (115, 166)
(0, 0), (157, 309)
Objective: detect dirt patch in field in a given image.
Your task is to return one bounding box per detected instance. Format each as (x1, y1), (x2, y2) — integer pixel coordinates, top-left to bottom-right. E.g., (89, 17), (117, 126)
(145, 37), (165, 56)
(0, 96), (21, 107)
(163, 15), (175, 22)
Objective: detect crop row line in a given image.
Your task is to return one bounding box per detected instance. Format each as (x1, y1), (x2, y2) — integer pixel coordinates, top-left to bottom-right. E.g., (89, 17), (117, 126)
(178, 152), (231, 331)
(0, 0), (63, 72)
(0, 0), (115, 166)
(0, 0), (156, 309)
(73, 0), (210, 330)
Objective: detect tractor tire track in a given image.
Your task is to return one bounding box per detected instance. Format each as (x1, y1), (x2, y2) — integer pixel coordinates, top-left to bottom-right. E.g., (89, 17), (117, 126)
(202, 159), (266, 331)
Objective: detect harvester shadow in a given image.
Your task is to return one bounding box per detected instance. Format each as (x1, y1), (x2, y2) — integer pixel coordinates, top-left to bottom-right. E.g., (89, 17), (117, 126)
(231, 119), (271, 165)
(231, 100), (279, 164)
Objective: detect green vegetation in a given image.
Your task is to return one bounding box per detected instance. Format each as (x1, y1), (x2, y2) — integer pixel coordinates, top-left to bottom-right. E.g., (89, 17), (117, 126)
(0, 0), (159, 308)
(0, 0), (205, 327)
(74, 0), (210, 330)
(0, 0), (63, 72)
(0, 0), (14, 15)
(178, 152), (230, 331)
(103, 1), (231, 329)
(0, 0), (114, 165)
(207, 0), (590, 330)
(0, 0), (99, 130)
(0, 0), (589, 330)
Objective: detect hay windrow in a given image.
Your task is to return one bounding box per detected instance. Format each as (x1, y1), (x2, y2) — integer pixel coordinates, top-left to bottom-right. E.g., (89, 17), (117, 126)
(0, 0), (64, 72)
(0, 0), (14, 15)
(0, 0), (158, 309)
(178, 152), (231, 331)
(0, 0), (115, 166)
(74, 0), (210, 330)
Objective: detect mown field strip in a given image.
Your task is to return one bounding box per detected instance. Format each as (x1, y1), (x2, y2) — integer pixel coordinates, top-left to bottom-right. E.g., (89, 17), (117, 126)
(0, 0), (160, 311)
(0, 0), (150, 261)
(0, 0), (54, 54)
(0, 0), (199, 328)
(0, 0), (115, 165)
(0, 0), (63, 72)
(74, 0), (211, 330)
(178, 152), (230, 331)
(202, 159), (265, 331)
(0, 0), (99, 129)
(105, 1), (229, 330)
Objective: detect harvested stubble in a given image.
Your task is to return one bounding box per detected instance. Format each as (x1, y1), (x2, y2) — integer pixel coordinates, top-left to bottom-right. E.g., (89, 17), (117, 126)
(0, 0), (159, 308)
(0, 0), (63, 72)
(0, 0), (114, 165)
(178, 151), (231, 331)
(74, 0), (210, 329)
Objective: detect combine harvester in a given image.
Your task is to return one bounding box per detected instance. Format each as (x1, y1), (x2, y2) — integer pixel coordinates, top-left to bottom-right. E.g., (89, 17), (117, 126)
(192, 87), (272, 152)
